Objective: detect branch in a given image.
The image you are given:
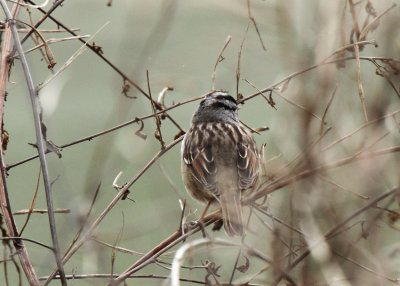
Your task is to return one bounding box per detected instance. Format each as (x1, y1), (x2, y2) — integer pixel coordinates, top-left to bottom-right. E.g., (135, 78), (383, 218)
(170, 238), (297, 286)
(20, 0), (65, 44)
(251, 145), (400, 201)
(43, 136), (183, 285)
(0, 2), (40, 285)
(353, 42), (368, 121)
(0, 1), (67, 284)
(26, 0), (185, 133)
(108, 213), (219, 286)
(359, 3), (397, 41)
(272, 186), (399, 285)
(39, 273), (207, 284)
(6, 93), (207, 170)
(211, 35), (231, 90)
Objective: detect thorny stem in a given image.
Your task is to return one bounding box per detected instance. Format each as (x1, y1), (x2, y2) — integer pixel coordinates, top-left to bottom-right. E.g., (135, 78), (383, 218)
(43, 136), (183, 285)
(0, 2), (40, 285)
(239, 55), (400, 104)
(26, 0), (185, 133)
(108, 214), (219, 286)
(6, 94), (206, 171)
(0, 236), (54, 251)
(40, 274), (208, 284)
(0, 1), (67, 285)
(1, 0), (398, 286)
(20, 0), (65, 44)
(7, 55), (399, 171)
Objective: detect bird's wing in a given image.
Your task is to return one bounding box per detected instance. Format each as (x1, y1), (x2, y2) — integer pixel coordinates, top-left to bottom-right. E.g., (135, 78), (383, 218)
(182, 130), (217, 194)
(237, 138), (259, 190)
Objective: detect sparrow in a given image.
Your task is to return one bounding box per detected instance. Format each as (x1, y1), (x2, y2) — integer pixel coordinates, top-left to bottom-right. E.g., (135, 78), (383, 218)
(181, 91), (260, 236)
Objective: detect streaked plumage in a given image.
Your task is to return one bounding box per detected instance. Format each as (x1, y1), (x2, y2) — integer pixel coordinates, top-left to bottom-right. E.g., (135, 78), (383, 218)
(181, 91), (260, 236)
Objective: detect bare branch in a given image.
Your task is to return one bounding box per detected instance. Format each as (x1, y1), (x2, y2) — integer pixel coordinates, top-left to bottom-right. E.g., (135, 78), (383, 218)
(359, 3), (397, 41)
(0, 1), (67, 284)
(246, 0), (266, 51)
(44, 136), (183, 285)
(211, 35), (231, 90)
(353, 43), (368, 121)
(272, 186), (399, 285)
(319, 84), (338, 135)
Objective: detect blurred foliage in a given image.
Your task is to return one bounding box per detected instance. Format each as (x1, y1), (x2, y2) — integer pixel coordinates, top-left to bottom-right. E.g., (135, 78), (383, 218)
(1, 0), (400, 285)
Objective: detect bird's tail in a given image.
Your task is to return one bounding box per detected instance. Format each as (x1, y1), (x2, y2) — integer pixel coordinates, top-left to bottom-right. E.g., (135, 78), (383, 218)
(219, 185), (244, 237)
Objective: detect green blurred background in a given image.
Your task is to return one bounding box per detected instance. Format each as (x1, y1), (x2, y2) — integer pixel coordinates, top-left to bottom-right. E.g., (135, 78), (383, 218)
(2, 0), (400, 285)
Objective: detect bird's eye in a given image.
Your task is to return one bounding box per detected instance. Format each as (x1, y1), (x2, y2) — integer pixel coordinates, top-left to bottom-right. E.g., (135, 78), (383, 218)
(200, 99), (206, 105)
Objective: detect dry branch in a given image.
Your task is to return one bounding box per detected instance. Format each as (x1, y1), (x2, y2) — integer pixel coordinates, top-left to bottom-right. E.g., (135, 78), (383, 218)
(0, 2), (40, 285)
(0, 1), (67, 284)
(43, 137), (183, 285)
(0, 1), (399, 285)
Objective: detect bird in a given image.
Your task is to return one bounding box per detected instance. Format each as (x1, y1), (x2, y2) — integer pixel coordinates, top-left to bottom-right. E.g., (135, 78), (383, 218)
(181, 91), (260, 236)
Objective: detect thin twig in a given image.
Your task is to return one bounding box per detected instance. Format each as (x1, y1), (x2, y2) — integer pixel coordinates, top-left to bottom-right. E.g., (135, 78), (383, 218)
(253, 211), (293, 251)
(7, 55), (399, 171)
(333, 250), (400, 284)
(354, 43), (368, 121)
(111, 214), (125, 278)
(108, 212), (220, 286)
(8, 0), (50, 8)
(211, 35), (231, 90)
(252, 204), (304, 236)
(359, 3), (397, 41)
(337, 0), (347, 67)
(243, 78), (276, 109)
(322, 109), (400, 151)
(63, 182), (100, 258)
(170, 238), (297, 286)
(236, 22), (250, 100)
(252, 145), (400, 201)
(2, 28), (80, 33)
(19, 166), (41, 235)
(275, 127), (331, 176)
(38, 21), (110, 90)
(369, 58), (400, 99)
(0, 237), (53, 251)
(240, 55), (392, 104)
(246, 0), (266, 50)
(317, 175), (369, 200)
(13, 19), (56, 68)
(43, 137), (183, 285)
(39, 273), (208, 284)
(272, 186), (399, 286)
(22, 35), (90, 55)
(20, 0), (64, 44)
(147, 70), (165, 149)
(92, 238), (144, 256)
(26, 6), (52, 70)
(0, 1), (67, 284)
(6, 93), (206, 170)
(0, 3), (40, 285)
(348, 0), (361, 40)
(26, 0), (185, 133)
(14, 209), (70, 215)
(158, 163), (186, 201)
(24, 0), (146, 98)
(320, 40), (378, 64)
(319, 84), (337, 135)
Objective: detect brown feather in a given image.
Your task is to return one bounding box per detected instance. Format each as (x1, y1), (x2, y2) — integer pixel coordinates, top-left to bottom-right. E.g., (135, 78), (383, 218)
(182, 120), (260, 236)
